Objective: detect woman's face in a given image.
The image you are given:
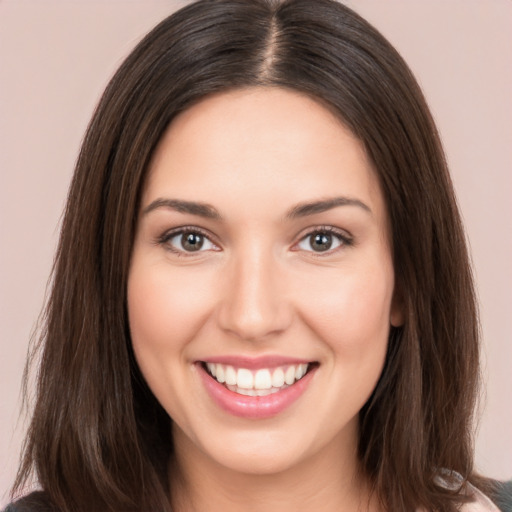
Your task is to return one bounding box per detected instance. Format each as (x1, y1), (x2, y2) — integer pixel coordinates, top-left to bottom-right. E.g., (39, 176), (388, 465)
(128, 87), (402, 476)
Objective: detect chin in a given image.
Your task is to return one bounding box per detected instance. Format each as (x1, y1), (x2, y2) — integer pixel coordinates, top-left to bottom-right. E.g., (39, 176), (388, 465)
(209, 441), (308, 476)
(175, 420), (317, 476)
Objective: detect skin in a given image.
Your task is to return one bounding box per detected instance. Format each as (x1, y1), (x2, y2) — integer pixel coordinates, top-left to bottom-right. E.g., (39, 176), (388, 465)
(128, 87), (402, 511)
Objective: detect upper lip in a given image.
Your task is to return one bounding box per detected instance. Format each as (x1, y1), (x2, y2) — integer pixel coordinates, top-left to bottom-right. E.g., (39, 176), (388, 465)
(199, 355), (315, 370)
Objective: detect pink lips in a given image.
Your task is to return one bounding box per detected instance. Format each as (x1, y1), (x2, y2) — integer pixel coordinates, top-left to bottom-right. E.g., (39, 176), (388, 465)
(197, 357), (316, 419)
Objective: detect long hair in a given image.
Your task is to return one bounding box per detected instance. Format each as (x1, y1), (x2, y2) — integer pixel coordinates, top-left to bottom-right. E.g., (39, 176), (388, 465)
(13, 1), (483, 510)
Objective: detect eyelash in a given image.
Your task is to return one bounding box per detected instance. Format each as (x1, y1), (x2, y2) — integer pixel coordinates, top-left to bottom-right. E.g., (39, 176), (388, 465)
(156, 225), (353, 257)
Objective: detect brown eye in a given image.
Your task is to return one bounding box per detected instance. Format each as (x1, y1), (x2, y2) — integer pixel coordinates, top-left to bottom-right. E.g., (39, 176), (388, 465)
(165, 229), (216, 253)
(297, 229), (350, 253)
(181, 232), (204, 251)
(309, 233), (333, 252)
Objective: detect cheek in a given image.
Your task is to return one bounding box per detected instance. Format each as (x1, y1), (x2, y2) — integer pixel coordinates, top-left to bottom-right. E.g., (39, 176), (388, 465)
(285, 260), (394, 438)
(127, 260), (222, 423)
(127, 261), (216, 364)
(294, 261), (394, 355)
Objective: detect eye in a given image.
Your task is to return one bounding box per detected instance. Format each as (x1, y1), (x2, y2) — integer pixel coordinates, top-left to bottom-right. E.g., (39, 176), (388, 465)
(296, 228), (352, 253)
(159, 228), (218, 254)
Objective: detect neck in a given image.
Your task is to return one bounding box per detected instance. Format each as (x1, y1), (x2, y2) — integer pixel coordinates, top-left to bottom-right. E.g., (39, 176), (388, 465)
(169, 427), (380, 512)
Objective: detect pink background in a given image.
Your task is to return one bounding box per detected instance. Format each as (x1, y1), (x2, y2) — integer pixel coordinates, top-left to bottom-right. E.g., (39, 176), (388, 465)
(1, 0), (511, 503)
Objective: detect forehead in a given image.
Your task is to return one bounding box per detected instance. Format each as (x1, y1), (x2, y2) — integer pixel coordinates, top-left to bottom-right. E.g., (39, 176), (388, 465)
(144, 87), (386, 224)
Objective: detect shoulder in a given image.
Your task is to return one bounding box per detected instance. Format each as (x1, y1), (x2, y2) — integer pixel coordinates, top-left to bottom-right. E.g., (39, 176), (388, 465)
(463, 480), (511, 512)
(2, 492), (56, 512)
(489, 479), (512, 512)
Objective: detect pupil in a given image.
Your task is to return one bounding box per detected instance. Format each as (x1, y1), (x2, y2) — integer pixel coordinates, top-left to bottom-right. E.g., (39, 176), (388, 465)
(183, 233), (203, 251)
(312, 233), (332, 251)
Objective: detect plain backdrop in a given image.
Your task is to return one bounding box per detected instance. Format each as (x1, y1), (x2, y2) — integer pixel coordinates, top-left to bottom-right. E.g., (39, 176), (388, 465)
(1, 0), (511, 505)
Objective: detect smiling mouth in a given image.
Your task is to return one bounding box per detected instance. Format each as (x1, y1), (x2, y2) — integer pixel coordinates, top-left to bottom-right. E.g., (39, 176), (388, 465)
(202, 362), (315, 397)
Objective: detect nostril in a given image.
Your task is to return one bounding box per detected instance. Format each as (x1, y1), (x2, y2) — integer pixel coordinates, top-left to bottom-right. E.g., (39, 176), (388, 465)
(215, 261), (293, 341)
(216, 302), (293, 342)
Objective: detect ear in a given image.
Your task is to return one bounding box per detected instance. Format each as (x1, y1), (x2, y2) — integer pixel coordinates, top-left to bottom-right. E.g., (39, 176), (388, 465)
(390, 285), (405, 327)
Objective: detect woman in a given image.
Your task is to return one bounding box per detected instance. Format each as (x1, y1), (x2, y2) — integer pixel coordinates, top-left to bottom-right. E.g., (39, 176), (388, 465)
(6, 0), (507, 510)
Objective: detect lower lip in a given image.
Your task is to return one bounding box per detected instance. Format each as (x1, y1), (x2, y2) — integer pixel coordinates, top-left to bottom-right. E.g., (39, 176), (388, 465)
(197, 363), (316, 419)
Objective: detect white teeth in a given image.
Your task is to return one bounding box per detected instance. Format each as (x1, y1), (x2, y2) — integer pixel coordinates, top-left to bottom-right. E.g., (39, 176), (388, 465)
(285, 366), (296, 385)
(237, 388), (255, 396)
(295, 363), (307, 380)
(216, 365), (225, 383)
(227, 385), (286, 396)
(205, 362), (311, 395)
(225, 365), (237, 386)
(207, 362), (216, 377)
(237, 368), (254, 389)
(254, 369), (272, 390)
(271, 367), (285, 387)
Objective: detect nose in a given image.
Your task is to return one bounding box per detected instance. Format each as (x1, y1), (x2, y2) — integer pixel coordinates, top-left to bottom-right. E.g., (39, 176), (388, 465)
(216, 245), (292, 341)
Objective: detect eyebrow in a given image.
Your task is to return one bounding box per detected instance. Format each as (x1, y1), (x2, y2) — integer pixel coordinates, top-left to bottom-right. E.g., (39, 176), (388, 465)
(142, 198), (222, 219)
(142, 196), (371, 220)
(285, 196), (372, 219)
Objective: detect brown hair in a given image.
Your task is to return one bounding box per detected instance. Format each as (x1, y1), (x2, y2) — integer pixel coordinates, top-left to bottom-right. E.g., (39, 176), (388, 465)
(13, 0), (485, 510)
